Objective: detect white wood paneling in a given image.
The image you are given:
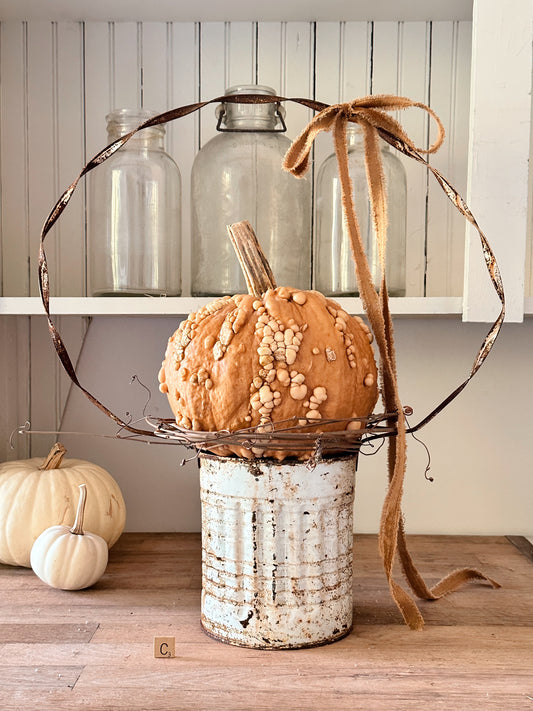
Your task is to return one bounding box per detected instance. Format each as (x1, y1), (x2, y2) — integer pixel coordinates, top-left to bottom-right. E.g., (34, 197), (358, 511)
(256, 22), (284, 91)
(29, 314), (89, 455)
(313, 21), (345, 226)
(225, 21), (256, 87)
(0, 316), (30, 461)
(315, 22), (342, 105)
(279, 22), (314, 139)
(84, 22), (112, 303)
(464, 0), (531, 323)
(341, 22), (372, 102)
(170, 22), (198, 297)
(84, 22), (113, 160)
(56, 21), (85, 296)
(314, 21), (372, 182)
(29, 315), (60, 454)
(26, 22), (55, 297)
(112, 22), (141, 109)
(199, 22), (226, 147)
(371, 21), (399, 95)
(313, 21), (371, 289)
(373, 23), (448, 299)
(397, 21), (431, 297)
(1, 18), (475, 302)
(0, 22), (29, 297)
(55, 315), (90, 429)
(139, 22), (169, 112)
(426, 21), (472, 298)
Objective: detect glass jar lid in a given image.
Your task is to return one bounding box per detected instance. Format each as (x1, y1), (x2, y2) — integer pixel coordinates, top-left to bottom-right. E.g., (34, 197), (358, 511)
(216, 85), (286, 132)
(106, 108), (165, 140)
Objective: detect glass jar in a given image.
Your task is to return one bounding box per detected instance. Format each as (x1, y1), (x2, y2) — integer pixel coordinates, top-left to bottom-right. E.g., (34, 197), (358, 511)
(314, 124), (407, 296)
(88, 108), (181, 296)
(190, 85), (311, 296)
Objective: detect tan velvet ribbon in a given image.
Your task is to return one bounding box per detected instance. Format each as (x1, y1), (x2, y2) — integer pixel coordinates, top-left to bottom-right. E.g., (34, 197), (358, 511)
(283, 95), (501, 630)
(38, 93), (504, 629)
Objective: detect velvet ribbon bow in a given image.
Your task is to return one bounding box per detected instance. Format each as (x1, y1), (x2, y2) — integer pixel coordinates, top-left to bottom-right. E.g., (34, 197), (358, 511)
(284, 95), (500, 630)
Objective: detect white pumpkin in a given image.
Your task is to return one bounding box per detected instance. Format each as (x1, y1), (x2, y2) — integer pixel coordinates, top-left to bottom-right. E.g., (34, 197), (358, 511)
(0, 443), (126, 567)
(31, 484), (109, 590)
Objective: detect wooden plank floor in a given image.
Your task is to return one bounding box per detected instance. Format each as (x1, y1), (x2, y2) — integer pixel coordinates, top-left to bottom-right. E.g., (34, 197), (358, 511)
(1, 534), (532, 710)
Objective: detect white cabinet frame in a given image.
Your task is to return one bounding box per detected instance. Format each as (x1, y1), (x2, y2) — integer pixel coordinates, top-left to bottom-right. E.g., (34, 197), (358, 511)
(464, 0), (533, 323)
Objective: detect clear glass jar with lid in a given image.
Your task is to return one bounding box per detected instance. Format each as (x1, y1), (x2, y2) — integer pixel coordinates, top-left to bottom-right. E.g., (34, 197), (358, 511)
(314, 123), (407, 296)
(190, 85), (312, 296)
(88, 108), (181, 296)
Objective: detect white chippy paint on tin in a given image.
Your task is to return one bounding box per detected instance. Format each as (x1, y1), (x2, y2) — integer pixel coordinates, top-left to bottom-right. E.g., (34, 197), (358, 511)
(199, 453), (356, 649)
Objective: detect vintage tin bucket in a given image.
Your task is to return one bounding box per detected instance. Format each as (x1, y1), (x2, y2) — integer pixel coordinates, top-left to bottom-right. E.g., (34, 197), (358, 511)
(199, 453), (356, 649)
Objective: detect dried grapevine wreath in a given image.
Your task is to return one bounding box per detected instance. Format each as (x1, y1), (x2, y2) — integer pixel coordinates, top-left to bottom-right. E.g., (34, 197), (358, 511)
(37, 93), (505, 630)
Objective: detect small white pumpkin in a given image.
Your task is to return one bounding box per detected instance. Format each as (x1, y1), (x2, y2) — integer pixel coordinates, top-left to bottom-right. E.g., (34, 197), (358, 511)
(30, 484), (109, 590)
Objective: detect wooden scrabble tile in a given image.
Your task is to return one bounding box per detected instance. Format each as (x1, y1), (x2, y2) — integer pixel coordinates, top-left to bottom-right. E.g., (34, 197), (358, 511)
(154, 636), (175, 658)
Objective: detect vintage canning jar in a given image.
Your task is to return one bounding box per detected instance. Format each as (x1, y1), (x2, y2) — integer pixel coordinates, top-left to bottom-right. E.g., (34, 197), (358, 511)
(88, 108), (181, 296)
(190, 86), (312, 295)
(314, 123), (407, 296)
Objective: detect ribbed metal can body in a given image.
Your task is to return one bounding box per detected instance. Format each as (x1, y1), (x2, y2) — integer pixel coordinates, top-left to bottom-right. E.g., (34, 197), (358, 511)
(199, 453), (356, 649)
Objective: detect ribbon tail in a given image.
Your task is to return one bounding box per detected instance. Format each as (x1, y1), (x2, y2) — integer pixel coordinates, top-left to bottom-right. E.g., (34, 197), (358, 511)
(331, 115), (426, 630)
(429, 568), (501, 597)
(283, 106), (338, 177)
(395, 518), (501, 599)
(390, 578), (425, 631)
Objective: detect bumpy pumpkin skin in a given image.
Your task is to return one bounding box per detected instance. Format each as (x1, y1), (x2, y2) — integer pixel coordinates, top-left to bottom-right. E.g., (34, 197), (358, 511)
(159, 286), (379, 459)
(0, 457), (126, 568)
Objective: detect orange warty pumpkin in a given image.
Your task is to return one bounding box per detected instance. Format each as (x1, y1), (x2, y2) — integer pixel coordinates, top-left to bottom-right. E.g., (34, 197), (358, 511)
(159, 285), (378, 460)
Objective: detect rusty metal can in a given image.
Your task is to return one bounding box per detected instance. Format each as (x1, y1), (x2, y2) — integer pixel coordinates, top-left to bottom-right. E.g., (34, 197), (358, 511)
(199, 453), (356, 648)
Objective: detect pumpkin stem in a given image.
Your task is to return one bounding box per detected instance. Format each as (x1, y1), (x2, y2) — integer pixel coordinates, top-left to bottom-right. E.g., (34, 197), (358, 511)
(39, 442), (67, 471)
(227, 221), (277, 297)
(70, 484), (87, 536)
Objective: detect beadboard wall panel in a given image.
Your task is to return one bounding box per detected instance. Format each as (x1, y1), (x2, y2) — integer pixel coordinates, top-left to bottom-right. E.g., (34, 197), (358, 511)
(55, 21), (86, 297)
(1, 19), (473, 300)
(113, 23), (141, 109)
(169, 23), (198, 298)
(0, 22), (29, 298)
(278, 23), (315, 137)
(198, 23), (225, 147)
(397, 22), (431, 297)
(26, 22), (57, 297)
(256, 23), (283, 91)
(425, 21), (472, 297)
(313, 21), (370, 212)
(84, 23), (112, 160)
(0, 316), (30, 461)
(225, 22), (256, 90)
(28, 314), (89, 457)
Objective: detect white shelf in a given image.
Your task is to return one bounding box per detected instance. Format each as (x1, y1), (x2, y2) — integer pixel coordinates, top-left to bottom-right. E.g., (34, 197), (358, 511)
(0, 296), (465, 316)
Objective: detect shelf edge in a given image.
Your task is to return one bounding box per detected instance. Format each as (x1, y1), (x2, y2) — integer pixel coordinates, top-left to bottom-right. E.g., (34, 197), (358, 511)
(0, 296), (465, 316)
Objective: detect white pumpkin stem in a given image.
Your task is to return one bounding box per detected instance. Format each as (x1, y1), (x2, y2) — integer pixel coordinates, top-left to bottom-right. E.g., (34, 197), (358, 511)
(70, 484), (87, 536)
(227, 221), (277, 297)
(39, 442), (67, 471)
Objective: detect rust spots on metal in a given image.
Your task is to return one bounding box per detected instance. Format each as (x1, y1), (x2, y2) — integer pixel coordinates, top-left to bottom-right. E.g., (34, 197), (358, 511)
(199, 453), (357, 649)
(239, 610), (254, 628)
